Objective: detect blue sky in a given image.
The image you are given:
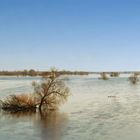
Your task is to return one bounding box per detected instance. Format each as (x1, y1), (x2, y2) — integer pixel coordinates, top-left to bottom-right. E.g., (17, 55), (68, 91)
(0, 0), (140, 71)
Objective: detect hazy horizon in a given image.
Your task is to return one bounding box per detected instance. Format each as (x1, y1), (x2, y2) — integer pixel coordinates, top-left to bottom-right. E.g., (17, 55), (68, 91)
(0, 0), (140, 71)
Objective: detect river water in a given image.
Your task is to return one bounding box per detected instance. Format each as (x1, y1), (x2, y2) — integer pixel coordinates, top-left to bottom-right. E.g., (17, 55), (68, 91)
(0, 75), (140, 140)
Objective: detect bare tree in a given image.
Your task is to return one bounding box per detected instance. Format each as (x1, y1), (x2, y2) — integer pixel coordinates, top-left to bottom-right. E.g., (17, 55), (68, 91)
(33, 71), (70, 113)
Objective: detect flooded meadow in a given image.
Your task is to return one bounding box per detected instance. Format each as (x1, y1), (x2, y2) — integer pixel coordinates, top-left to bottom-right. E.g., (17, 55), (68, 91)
(0, 75), (140, 140)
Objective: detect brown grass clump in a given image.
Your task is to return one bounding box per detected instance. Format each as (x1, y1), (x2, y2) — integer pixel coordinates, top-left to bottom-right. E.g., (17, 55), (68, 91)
(0, 94), (36, 112)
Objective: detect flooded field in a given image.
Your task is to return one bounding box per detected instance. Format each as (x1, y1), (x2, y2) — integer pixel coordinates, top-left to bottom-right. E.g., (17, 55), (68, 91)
(0, 75), (140, 140)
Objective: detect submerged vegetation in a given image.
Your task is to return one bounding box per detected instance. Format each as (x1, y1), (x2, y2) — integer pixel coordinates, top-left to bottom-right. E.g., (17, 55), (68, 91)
(0, 94), (36, 112)
(99, 72), (109, 80)
(129, 73), (139, 84)
(0, 68), (140, 114)
(0, 70), (70, 113)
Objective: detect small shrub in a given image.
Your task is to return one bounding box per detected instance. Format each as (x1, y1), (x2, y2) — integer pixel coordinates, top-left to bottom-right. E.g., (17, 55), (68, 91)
(99, 72), (109, 80)
(129, 73), (139, 84)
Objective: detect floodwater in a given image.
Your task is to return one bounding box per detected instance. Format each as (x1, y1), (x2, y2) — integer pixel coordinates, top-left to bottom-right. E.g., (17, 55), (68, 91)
(0, 75), (140, 140)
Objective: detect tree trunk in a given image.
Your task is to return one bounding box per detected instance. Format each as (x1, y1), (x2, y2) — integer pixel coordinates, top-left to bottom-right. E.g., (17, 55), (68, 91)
(39, 99), (44, 113)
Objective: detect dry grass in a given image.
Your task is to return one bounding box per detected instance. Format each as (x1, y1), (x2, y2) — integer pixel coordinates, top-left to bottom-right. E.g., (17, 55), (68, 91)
(0, 94), (36, 112)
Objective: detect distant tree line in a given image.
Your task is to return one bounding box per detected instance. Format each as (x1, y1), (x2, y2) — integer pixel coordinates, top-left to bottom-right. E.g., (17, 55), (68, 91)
(0, 70), (89, 76)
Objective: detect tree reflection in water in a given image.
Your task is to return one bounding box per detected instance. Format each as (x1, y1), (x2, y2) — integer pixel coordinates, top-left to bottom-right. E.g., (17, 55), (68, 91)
(0, 110), (68, 140)
(36, 111), (68, 140)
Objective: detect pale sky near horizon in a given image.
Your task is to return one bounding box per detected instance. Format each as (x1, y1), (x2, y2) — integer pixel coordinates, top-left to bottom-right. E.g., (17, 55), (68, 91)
(0, 0), (140, 71)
